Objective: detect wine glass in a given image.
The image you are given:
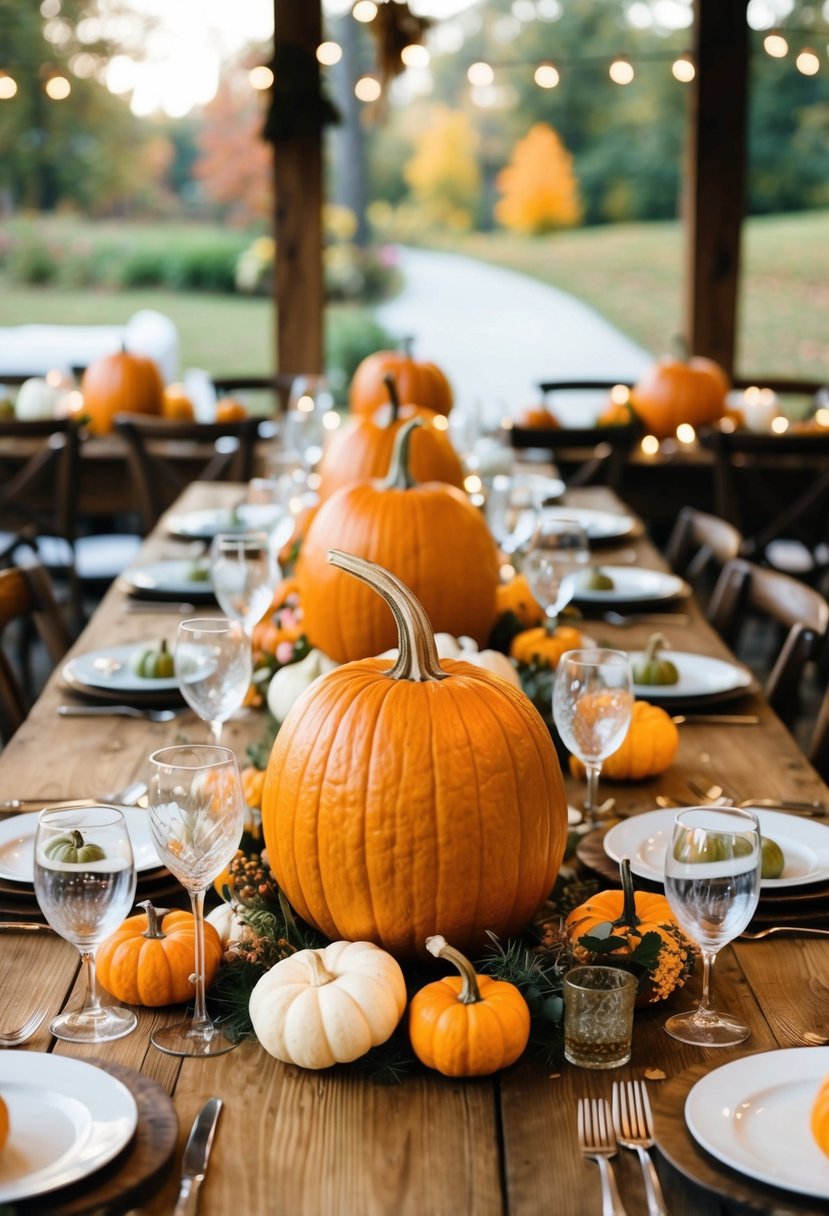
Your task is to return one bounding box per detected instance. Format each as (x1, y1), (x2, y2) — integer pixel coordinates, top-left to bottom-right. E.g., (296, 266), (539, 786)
(552, 648), (633, 823)
(209, 532), (280, 634)
(147, 744), (245, 1056)
(33, 805), (137, 1042)
(663, 805), (761, 1046)
(522, 513), (590, 623)
(284, 374), (333, 472)
(486, 472), (548, 554)
(175, 617), (252, 744)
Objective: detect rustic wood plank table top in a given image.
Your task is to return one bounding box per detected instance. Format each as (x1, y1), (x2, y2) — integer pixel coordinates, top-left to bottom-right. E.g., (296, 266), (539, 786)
(1, 482), (827, 1215)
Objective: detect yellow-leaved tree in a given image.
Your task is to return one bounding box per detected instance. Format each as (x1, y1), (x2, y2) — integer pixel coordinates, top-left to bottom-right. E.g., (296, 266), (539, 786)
(404, 106), (481, 231)
(495, 124), (582, 235)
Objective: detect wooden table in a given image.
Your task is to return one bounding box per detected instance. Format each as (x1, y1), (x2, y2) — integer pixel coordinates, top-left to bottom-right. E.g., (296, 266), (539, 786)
(1, 482), (827, 1215)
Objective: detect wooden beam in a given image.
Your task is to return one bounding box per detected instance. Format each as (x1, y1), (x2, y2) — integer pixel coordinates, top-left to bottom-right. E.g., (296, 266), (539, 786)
(273, 1), (324, 377)
(684, 0), (749, 376)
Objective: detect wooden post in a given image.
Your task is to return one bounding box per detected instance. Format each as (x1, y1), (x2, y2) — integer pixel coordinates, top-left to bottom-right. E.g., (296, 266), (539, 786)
(273, 1), (324, 376)
(684, 0), (749, 376)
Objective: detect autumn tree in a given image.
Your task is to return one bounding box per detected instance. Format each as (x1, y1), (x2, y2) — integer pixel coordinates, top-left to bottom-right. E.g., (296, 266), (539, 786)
(495, 123), (582, 235)
(193, 64), (272, 226)
(403, 106), (481, 231)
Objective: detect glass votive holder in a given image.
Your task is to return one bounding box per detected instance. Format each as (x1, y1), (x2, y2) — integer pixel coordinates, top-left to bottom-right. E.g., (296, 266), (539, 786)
(563, 965), (637, 1069)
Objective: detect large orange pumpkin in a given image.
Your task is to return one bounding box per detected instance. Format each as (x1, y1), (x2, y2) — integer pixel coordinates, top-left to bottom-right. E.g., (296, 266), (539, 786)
(262, 552), (569, 961)
(81, 348), (164, 435)
(349, 347), (453, 418)
(297, 419), (499, 660)
(630, 350), (729, 439)
(318, 374), (464, 499)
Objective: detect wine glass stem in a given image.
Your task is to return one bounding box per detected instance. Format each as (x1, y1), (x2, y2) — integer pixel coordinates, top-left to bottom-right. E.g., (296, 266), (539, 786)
(79, 948), (104, 1016)
(189, 887), (210, 1028)
(209, 719), (223, 745)
(697, 948), (718, 1019)
(584, 762), (601, 813)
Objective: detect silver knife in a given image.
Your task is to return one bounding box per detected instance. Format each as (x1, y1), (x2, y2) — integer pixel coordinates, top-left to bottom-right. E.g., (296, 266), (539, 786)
(672, 714), (760, 725)
(173, 1098), (223, 1216)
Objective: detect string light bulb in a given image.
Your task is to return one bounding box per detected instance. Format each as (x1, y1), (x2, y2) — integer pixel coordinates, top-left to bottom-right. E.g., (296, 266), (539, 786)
(352, 1), (377, 22)
(316, 42), (343, 67)
(671, 55), (695, 83)
(355, 75), (381, 102)
(0, 73), (17, 99)
(609, 57), (634, 85)
(534, 62), (560, 88)
(467, 61), (495, 87)
(248, 65), (273, 90)
(401, 44), (430, 68)
(764, 32), (788, 58)
(45, 74), (70, 99)
(796, 48), (820, 76)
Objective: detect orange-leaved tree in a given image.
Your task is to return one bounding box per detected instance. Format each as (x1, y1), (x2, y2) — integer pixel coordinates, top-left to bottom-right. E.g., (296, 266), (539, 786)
(495, 123), (582, 235)
(403, 106), (481, 232)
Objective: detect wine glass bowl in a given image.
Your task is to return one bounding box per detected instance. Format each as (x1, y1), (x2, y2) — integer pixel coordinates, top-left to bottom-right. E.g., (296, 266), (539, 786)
(34, 805), (137, 1042)
(552, 648), (633, 823)
(663, 805), (761, 1047)
(147, 744), (246, 1056)
(209, 531), (279, 635)
(522, 513), (590, 622)
(175, 617), (252, 744)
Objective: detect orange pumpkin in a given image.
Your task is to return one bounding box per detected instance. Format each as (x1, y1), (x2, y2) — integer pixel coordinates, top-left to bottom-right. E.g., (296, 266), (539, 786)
(215, 396), (247, 422)
(570, 700), (679, 781)
(262, 552), (569, 960)
(161, 383), (195, 420)
(297, 420), (499, 661)
(81, 348), (164, 435)
(496, 573), (545, 627)
(510, 624), (583, 668)
(241, 765), (266, 810)
(349, 348), (453, 418)
(812, 1075), (829, 1157)
(319, 374), (464, 499)
(516, 404), (560, 429)
(96, 900), (223, 1007)
(630, 350), (729, 439)
(409, 935), (531, 1076)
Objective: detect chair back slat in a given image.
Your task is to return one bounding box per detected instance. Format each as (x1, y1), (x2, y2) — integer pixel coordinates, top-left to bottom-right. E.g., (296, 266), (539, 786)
(0, 555), (71, 743)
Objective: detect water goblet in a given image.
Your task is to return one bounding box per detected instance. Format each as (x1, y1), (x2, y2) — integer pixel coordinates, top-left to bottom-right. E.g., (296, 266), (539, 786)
(209, 531), (280, 635)
(663, 805), (761, 1046)
(175, 617), (252, 745)
(522, 514), (590, 623)
(284, 374), (334, 472)
(147, 744), (245, 1056)
(486, 472), (550, 555)
(33, 805), (137, 1042)
(552, 648), (633, 823)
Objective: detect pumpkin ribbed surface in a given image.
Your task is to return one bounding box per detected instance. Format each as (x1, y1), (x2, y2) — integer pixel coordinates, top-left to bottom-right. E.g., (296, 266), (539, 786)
(297, 483), (499, 661)
(349, 351), (452, 417)
(81, 350), (164, 435)
(318, 412), (464, 500)
(263, 656), (567, 961)
(96, 907), (222, 1007)
(409, 973), (530, 1076)
(570, 699), (679, 781)
(631, 355), (728, 439)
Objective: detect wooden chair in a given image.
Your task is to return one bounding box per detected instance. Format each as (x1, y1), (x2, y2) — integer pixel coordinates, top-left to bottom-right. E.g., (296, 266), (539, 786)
(664, 506), (744, 606)
(114, 414), (264, 533)
(703, 426), (829, 580)
(707, 557), (829, 730)
(211, 374), (297, 416)
(0, 550), (72, 744)
(510, 423), (638, 491)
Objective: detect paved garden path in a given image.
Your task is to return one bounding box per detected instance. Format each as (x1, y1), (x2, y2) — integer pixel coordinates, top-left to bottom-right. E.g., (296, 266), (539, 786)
(376, 246), (652, 426)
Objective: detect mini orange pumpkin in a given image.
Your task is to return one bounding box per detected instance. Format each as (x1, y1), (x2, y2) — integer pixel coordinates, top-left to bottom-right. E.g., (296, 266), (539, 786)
(516, 403), (560, 430)
(812, 1075), (829, 1158)
(630, 348), (729, 439)
(509, 624), (583, 668)
(349, 347), (452, 418)
(496, 573), (545, 627)
(215, 396), (247, 422)
(162, 383), (196, 420)
(409, 935), (531, 1076)
(96, 900), (222, 1007)
(81, 348), (164, 435)
(570, 700), (679, 781)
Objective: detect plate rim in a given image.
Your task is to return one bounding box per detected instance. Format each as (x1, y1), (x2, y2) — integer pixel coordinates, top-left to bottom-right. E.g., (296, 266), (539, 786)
(0, 1051), (138, 1203)
(534, 504), (636, 540)
(603, 806), (829, 889)
(684, 1046), (829, 1200)
(0, 806), (159, 883)
(62, 643), (181, 695)
(629, 649), (755, 700)
(123, 558), (214, 597)
(572, 566), (691, 604)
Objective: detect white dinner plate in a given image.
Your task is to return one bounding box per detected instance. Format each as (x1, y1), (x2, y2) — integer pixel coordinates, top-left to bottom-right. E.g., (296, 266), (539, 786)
(603, 807), (829, 889)
(685, 1047), (829, 1199)
(0, 1052), (138, 1203)
(629, 650), (754, 701)
(531, 506), (636, 542)
(0, 806), (159, 883)
(123, 559), (214, 598)
(166, 504), (283, 540)
(572, 566), (690, 605)
(62, 644), (180, 694)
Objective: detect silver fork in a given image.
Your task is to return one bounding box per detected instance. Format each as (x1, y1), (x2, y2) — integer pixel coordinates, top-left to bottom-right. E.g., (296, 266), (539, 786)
(577, 1097), (629, 1216)
(611, 1081), (667, 1216)
(0, 1008), (47, 1048)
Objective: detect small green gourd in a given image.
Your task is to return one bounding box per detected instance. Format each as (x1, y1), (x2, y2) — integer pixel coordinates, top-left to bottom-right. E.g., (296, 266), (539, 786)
(45, 830), (106, 864)
(586, 566), (615, 591)
(633, 633), (679, 686)
(132, 639), (174, 679)
(186, 560), (210, 583)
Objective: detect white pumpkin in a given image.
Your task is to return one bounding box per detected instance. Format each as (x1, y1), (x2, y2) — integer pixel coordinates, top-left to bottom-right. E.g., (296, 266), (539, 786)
(249, 940), (406, 1069)
(266, 648), (339, 723)
(206, 901), (245, 950)
(379, 633), (521, 688)
(15, 376), (67, 421)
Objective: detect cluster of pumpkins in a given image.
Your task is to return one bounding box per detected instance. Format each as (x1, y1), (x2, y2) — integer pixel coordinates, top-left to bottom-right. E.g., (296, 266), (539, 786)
(6, 349), (247, 434)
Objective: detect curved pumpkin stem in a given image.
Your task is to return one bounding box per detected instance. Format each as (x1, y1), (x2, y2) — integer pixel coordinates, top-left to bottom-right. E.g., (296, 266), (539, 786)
(383, 373), (401, 424)
(381, 416), (422, 491)
(305, 950), (334, 987)
(328, 550), (446, 683)
(137, 899), (170, 940)
(70, 829), (84, 851)
(426, 935), (483, 1005)
(400, 335), (415, 358)
(611, 859), (641, 932)
(644, 632), (668, 663)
